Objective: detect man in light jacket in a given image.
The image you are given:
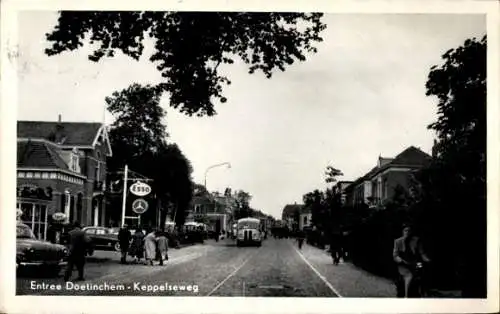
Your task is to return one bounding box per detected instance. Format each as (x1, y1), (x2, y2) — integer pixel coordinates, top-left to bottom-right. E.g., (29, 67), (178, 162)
(393, 224), (431, 297)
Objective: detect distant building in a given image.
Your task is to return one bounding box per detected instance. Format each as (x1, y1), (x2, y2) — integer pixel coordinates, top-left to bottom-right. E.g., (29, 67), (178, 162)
(298, 207), (312, 231)
(345, 146), (431, 208)
(17, 116), (112, 239)
(190, 187), (236, 233)
(281, 203), (303, 230)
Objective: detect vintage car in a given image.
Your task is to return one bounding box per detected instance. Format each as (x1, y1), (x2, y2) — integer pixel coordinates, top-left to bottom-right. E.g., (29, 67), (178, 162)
(82, 226), (121, 251)
(16, 222), (68, 274)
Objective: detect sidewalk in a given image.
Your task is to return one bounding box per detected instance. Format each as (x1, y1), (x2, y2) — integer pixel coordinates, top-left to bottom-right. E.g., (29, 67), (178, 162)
(298, 241), (462, 298)
(87, 241), (203, 264)
(296, 241), (396, 297)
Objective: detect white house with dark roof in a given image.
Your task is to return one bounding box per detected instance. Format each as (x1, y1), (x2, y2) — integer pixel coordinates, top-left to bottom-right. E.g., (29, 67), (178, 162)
(17, 115), (112, 239)
(344, 146), (432, 208)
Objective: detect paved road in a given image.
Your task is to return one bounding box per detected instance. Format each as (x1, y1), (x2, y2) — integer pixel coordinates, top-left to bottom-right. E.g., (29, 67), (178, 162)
(17, 238), (396, 297)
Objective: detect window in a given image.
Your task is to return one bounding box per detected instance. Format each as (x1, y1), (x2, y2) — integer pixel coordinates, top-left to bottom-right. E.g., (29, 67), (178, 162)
(85, 228), (96, 234)
(95, 228), (106, 235)
(95, 161), (100, 181)
(194, 204), (202, 213)
(18, 202), (47, 240)
(303, 216), (308, 225)
(70, 148), (80, 173)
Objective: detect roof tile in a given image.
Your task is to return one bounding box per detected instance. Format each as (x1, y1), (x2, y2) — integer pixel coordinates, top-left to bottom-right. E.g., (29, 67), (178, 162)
(18, 121), (101, 146)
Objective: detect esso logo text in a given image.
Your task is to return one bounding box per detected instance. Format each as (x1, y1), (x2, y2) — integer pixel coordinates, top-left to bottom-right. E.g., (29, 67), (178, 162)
(129, 182), (152, 197)
(52, 212), (67, 221)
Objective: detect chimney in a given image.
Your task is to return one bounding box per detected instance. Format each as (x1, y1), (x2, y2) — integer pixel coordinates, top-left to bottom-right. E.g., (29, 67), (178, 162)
(55, 114), (64, 144)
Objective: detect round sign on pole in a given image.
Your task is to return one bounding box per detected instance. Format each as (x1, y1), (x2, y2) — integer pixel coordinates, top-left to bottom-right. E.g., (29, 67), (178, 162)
(132, 198), (149, 214)
(130, 181), (152, 197)
(52, 212), (67, 221)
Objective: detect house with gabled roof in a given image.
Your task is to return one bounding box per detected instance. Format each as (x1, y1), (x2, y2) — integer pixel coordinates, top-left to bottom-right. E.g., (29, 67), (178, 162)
(17, 115), (112, 240)
(344, 146), (432, 208)
(281, 203), (303, 230)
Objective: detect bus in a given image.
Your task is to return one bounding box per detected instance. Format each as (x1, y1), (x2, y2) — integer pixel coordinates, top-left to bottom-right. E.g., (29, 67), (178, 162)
(236, 217), (262, 247)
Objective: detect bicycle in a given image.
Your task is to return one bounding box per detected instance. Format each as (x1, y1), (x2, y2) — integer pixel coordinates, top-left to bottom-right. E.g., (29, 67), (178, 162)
(395, 262), (429, 298)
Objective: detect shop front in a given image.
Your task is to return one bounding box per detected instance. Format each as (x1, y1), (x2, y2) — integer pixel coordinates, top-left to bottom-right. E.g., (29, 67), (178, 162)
(17, 198), (50, 241)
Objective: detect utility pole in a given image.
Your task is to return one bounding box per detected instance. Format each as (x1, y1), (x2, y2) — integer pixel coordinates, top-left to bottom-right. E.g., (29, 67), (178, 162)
(120, 165), (128, 227)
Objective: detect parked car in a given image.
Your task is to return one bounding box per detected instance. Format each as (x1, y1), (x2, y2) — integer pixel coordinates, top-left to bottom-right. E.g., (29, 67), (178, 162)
(82, 226), (121, 252)
(16, 222), (68, 275)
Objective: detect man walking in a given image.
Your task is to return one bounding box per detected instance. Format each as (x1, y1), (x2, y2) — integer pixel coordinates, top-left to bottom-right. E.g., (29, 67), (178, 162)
(64, 221), (91, 282)
(156, 229), (169, 266)
(330, 231), (341, 265)
(118, 224), (131, 264)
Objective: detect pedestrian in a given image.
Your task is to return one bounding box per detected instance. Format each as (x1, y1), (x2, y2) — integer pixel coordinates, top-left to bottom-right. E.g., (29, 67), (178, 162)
(156, 229), (169, 266)
(297, 229), (305, 249)
(330, 231), (341, 265)
(118, 224), (131, 264)
(129, 227), (145, 263)
(393, 224), (431, 298)
(144, 228), (157, 266)
(63, 221), (91, 282)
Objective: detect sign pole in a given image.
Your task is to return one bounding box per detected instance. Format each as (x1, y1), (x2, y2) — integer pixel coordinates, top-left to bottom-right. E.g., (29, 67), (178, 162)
(121, 164), (128, 227)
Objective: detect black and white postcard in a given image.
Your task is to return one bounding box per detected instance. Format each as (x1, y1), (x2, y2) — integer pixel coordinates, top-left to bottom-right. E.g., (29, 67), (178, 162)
(1, 0), (499, 313)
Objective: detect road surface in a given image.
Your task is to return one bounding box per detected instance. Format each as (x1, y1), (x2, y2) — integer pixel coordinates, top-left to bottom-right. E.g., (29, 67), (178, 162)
(17, 238), (396, 297)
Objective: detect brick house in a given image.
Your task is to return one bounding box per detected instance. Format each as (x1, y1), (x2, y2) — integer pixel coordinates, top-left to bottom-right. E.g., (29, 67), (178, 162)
(17, 116), (112, 239)
(344, 146), (432, 208)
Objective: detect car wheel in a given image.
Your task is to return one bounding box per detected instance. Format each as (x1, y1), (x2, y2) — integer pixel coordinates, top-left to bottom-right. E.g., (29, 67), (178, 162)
(236, 240), (241, 247)
(114, 242), (121, 252)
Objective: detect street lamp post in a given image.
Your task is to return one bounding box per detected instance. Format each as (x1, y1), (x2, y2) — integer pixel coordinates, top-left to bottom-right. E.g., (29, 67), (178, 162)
(204, 162), (231, 238)
(204, 162), (231, 189)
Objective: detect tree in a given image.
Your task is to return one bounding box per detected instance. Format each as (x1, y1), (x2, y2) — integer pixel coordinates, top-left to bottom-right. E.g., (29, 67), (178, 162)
(45, 12), (326, 116)
(233, 190), (253, 219)
(424, 35), (486, 297)
(325, 165), (343, 184)
(148, 143), (194, 227)
(303, 189), (326, 230)
(105, 84), (194, 228)
(106, 83), (167, 169)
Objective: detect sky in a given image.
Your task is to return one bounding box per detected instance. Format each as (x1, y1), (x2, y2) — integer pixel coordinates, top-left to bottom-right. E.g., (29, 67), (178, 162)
(17, 12), (486, 219)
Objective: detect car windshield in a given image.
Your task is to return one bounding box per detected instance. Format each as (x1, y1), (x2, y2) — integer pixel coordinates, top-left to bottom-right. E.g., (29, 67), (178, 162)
(17, 225), (36, 239)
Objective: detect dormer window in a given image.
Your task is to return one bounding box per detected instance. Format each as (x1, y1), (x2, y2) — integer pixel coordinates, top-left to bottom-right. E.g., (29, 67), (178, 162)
(70, 148), (80, 173)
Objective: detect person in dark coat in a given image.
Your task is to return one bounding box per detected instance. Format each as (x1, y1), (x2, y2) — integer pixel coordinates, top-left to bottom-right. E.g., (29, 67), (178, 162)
(63, 221), (91, 282)
(330, 231), (342, 265)
(296, 229), (306, 249)
(118, 224), (131, 264)
(129, 227), (145, 263)
(156, 229), (169, 266)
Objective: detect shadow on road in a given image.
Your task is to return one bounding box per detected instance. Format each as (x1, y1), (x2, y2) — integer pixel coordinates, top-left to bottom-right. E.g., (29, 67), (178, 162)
(17, 267), (62, 278)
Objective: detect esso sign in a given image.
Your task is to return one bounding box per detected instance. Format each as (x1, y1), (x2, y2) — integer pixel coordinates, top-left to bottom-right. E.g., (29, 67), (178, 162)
(52, 212), (67, 221)
(129, 181), (152, 197)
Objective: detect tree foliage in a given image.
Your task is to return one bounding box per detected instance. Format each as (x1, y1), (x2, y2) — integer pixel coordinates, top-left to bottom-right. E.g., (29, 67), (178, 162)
(325, 165), (343, 184)
(107, 83), (167, 163)
(233, 189), (253, 219)
(303, 189), (326, 229)
(106, 84), (194, 228)
(45, 12), (326, 116)
(422, 35), (487, 297)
